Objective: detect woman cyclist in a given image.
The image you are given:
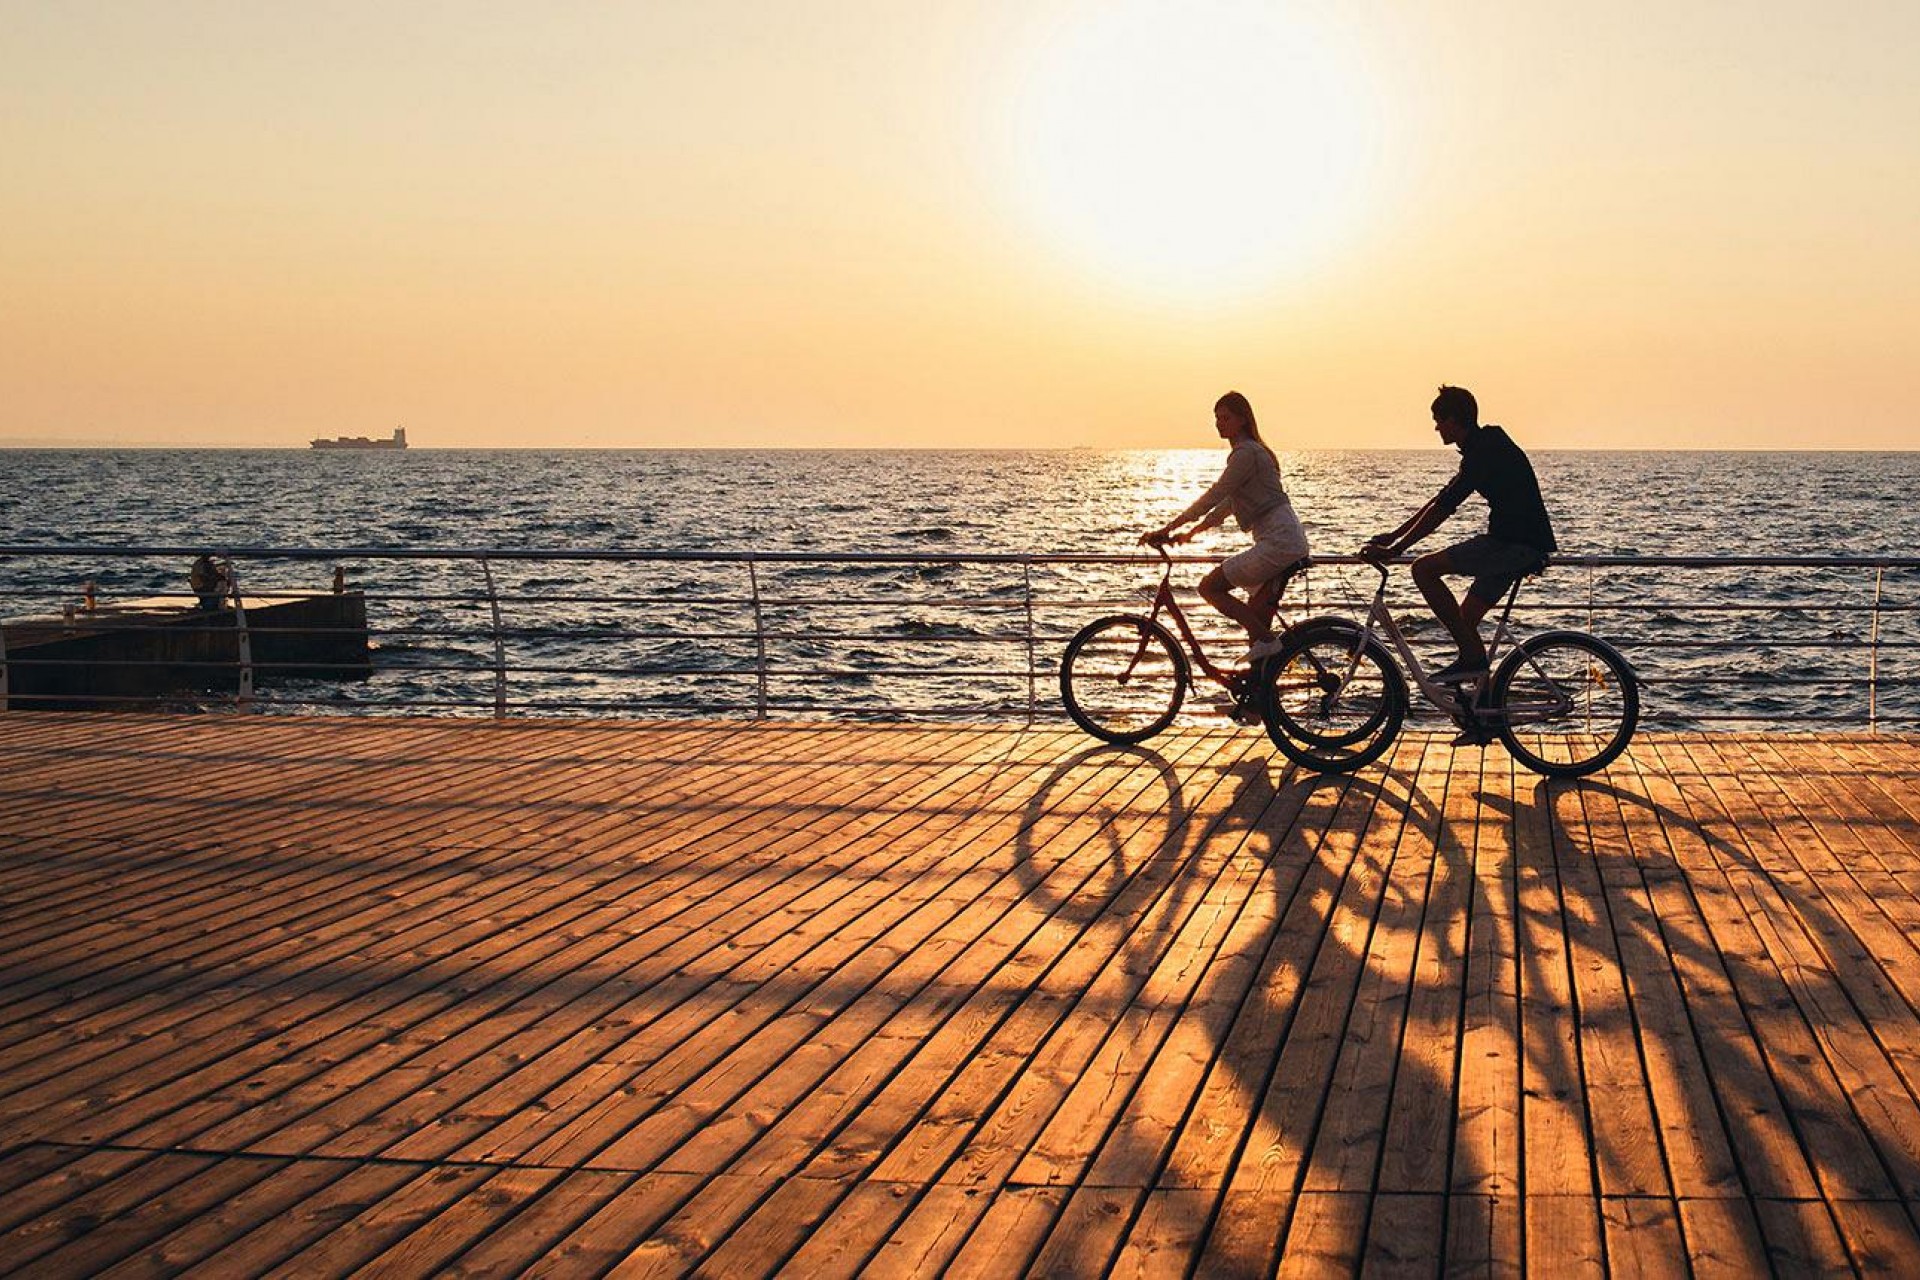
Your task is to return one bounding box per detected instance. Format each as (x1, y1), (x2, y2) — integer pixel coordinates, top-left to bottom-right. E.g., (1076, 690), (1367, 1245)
(1141, 390), (1309, 661)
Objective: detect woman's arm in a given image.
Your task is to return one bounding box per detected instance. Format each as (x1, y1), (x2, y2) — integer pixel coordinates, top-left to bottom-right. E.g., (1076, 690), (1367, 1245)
(1144, 449), (1252, 542)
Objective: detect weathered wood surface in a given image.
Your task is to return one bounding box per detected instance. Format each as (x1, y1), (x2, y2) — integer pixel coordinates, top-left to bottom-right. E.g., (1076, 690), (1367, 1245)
(3, 714), (1920, 1276)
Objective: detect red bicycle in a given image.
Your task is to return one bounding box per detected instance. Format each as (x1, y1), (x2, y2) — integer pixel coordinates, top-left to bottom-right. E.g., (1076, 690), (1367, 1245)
(1059, 544), (1313, 744)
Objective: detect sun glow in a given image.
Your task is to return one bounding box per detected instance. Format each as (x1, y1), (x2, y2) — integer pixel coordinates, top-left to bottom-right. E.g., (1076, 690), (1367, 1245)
(1003, 1), (1380, 301)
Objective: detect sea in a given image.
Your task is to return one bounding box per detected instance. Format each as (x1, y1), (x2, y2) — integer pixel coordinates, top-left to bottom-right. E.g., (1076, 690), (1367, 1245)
(2, 448), (1917, 728)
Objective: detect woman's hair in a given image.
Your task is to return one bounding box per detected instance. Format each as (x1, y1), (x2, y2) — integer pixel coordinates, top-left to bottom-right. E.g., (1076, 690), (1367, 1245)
(1215, 390), (1262, 441)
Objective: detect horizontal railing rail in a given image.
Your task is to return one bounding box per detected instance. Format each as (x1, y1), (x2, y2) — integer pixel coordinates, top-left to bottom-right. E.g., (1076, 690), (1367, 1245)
(3, 544), (1917, 729)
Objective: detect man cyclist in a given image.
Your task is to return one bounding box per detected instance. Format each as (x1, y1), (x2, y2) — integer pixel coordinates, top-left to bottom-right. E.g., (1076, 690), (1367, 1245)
(1364, 385), (1556, 688)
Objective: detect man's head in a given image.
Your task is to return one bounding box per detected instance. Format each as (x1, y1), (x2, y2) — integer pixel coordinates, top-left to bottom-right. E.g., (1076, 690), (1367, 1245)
(1430, 384), (1478, 447)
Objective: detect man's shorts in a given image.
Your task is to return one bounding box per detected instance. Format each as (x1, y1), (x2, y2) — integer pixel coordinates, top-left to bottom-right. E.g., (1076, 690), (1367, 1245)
(1443, 534), (1548, 602)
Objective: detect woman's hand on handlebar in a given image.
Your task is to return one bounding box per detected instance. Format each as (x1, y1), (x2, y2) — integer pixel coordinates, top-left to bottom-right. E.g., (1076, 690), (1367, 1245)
(1360, 539), (1395, 564)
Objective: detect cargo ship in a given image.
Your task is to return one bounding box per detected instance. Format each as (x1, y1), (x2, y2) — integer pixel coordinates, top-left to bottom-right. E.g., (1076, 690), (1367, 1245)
(311, 427), (407, 450)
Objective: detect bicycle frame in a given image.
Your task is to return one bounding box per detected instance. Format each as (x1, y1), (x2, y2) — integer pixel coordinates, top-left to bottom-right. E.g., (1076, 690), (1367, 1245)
(1342, 562), (1574, 728)
(1135, 547), (1302, 691)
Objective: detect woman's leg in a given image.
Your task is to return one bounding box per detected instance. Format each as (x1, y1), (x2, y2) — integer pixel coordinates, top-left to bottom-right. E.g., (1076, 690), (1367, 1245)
(1199, 566), (1269, 639)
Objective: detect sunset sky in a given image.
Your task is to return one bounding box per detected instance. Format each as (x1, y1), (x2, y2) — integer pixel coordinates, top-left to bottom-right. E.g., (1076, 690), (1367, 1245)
(3, 1), (1916, 449)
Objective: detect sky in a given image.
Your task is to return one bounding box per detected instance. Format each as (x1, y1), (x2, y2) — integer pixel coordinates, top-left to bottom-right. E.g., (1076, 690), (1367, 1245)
(3, 0), (1917, 450)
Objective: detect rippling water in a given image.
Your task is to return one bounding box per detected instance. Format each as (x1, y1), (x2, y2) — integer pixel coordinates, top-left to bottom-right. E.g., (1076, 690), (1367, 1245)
(3, 448), (1916, 726)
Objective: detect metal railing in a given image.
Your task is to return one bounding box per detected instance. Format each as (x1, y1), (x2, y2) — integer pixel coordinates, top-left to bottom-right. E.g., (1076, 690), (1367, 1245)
(2, 544), (1917, 729)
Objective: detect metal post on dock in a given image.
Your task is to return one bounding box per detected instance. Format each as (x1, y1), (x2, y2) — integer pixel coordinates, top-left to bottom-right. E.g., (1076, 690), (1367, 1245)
(1023, 559), (1037, 726)
(747, 559), (768, 721)
(1870, 566), (1884, 732)
(228, 559), (254, 709)
(479, 558), (507, 719)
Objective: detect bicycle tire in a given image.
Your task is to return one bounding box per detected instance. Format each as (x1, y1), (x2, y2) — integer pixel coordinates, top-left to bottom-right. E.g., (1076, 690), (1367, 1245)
(1060, 614), (1190, 744)
(1260, 619), (1406, 773)
(1492, 630), (1639, 777)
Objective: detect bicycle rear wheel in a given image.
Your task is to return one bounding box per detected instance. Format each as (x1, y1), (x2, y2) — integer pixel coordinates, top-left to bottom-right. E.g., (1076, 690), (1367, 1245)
(1492, 631), (1638, 777)
(1259, 619), (1406, 773)
(1060, 614), (1189, 743)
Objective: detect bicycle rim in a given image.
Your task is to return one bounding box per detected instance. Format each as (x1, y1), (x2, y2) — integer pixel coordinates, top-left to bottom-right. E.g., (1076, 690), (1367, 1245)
(1494, 632), (1639, 776)
(1060, 615), (1188, 743)
(1262, 622), (1404, 772)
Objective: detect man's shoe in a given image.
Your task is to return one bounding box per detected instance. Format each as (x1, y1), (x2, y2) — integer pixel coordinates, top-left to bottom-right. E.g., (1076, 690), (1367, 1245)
(1431, 655), (1489, 684)
(1451, 724), (1498, 748)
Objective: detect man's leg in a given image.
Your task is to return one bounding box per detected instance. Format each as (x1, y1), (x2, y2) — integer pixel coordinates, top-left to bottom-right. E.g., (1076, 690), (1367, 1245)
(1411, 550), (1488, 668)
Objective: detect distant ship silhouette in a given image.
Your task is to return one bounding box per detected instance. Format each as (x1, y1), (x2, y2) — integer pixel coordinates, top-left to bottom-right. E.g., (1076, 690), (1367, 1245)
(311, 427), (407, 451)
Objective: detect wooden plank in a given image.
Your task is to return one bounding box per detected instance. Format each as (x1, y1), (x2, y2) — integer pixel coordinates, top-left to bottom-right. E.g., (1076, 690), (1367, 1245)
(515, 1171), (706, 1279)
(1358, 1191), (1445, 1277)
(22, 1153), (293, 1277)
(1012, 734), (1340, 1189)
(1209, 734), (1433, 1201)
(133, 1159), (422, 1275)
(938, 1184), (1065, 1276)
(1596, 754), (1747, 1204)
(1824, 1196), (1920, 1274)
(1672, 1194), (1769, 1278)
(1275, 1189), (1368, 1276)
(506, 728), (1139, 1174)
(434, 1169), (638, 1277)
(0, 723), (740, 1064)
(1376, 736), (1480, 1198)
(95, 1156), (371, 1278)
(816, 732), (1233, 1192)
(1441, 1192), (1513, 1279)
(1598, 1195), (1685, 1276)
(295, 728), (1010, 1161)
(1107, 1187), (1214, 1277)
(1191, 1183), (1296, 1276)
(1452, 742), (1522, 1243)
(1750, 1195), (1856, 1277)
(1676, 738), (1918, 1202)
(3, 720), (1920, 1278)
(1625, 738), (1822, 1202)
(774, 1179), (919, 1278)
(93, 725), (976, 1158)
(1557, 780), (1671, 1200)
(1299, 737), (1447, 1196)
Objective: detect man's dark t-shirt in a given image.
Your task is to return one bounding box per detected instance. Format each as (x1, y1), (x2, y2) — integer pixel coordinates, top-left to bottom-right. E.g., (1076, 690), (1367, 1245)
(1432, 425), (1556, 552)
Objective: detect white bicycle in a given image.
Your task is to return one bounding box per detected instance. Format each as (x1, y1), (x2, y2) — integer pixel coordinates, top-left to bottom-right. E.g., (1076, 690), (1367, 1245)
(1258, 549), (1639, 777)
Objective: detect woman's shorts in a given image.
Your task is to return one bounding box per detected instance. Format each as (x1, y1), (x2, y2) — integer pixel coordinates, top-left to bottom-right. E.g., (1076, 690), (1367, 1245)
(1222, 507), (1309, 590)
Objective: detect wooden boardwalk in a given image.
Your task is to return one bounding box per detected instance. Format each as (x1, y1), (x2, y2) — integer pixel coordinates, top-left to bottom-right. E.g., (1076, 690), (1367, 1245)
(3, 715), (1920, 1276)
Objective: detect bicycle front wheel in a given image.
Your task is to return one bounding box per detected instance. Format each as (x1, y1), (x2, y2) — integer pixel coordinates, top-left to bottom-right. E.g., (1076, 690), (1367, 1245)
(1060, 615), (1189, 744)
(1492, 631), (1639, 777)
(1259, 619), (1406, 773)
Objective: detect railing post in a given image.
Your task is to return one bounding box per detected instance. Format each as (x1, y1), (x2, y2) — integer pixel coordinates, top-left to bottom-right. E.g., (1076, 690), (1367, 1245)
(0, 604), (9, 713)
(748, 559), (768, 720)
(479, 557), (507, 719)
(1870, 566), (1884, 733)
(224, 558), (254, 710)
(1023, 559), (1037, 726)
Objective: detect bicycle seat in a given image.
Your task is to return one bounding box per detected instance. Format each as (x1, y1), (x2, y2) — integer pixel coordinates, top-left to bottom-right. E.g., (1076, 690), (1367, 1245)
(1271, 556), (1313, 590)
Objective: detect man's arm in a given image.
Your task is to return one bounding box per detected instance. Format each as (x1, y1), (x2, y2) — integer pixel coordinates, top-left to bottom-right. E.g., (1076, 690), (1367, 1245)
(1366, 489), (1458, 556)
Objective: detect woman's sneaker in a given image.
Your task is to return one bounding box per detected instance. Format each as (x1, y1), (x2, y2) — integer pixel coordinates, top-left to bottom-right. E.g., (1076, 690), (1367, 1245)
(1245, 635), (1286, 662)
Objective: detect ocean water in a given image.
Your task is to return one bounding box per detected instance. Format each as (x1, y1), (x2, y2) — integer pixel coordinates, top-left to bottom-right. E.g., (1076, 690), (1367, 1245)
(2, 448), (1917, 726)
